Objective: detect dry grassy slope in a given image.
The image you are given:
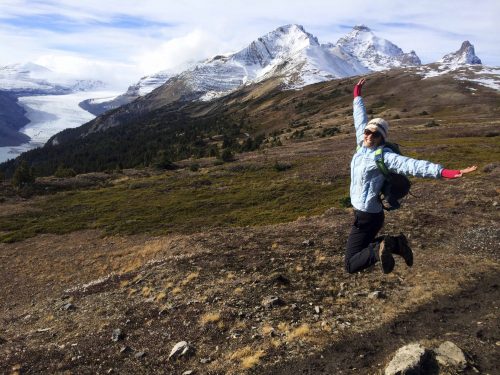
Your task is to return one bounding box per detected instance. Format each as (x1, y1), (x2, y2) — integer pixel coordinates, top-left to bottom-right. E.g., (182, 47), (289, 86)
(0, 68), (499, 374)
(80, 66), (499, 140)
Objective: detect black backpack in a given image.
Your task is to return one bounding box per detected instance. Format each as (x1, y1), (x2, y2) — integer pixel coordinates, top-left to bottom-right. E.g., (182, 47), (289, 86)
(374, 142), (411, 211)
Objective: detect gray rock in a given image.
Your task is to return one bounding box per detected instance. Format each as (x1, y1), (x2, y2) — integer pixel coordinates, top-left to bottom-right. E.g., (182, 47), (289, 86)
(261, 296), (285, 308)
(119, 346), (131, 354)
(61, 303), (76, 311)
(134, 351), (146, 359)
(314, 306), (321, 314)
(385, 343), (428, 375)
(302, 239), (314, 247)
(368, 291), (386, 299)
(182, 371), (194, 375)
(200, 358), (212, 364)
(434, 341), (467, 370)
(111, 329), (124, 342)
(169, 341), (194, 360)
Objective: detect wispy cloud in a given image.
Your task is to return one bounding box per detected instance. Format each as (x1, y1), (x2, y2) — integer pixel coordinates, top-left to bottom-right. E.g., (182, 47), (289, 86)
(0, 0), (498, 89)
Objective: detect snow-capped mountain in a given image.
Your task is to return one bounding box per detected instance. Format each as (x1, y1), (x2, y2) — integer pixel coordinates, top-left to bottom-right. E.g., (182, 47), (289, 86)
(87, 24), (415, 114)
(336, 25), (421, 71)
(149, 24), (419, 104)
(439, 41), (482, 66)
(0, 62), (105, 96)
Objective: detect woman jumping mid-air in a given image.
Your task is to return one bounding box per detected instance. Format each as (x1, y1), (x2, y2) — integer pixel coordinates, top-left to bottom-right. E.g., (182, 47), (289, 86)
(345, 78), (477, 274)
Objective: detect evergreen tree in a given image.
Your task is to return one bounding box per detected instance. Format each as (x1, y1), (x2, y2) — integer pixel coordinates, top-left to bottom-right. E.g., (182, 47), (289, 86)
(12, 160), (35, 188)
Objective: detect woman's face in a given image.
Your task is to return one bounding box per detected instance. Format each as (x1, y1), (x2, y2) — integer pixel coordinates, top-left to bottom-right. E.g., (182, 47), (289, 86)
(363, 129), (383, 148)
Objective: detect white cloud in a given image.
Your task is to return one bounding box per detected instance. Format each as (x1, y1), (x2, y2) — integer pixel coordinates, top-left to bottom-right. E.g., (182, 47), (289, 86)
(0, 0), (498, 89)
(133, 29), (227, 75)
(34, 54), (137, 90)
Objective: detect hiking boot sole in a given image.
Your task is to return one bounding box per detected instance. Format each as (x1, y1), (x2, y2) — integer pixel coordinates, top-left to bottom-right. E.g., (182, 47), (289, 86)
(379, 239), (395, 274)
(397, 234), (413, 267)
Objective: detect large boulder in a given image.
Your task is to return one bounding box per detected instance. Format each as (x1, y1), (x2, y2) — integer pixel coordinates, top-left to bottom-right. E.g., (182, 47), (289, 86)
(385, 343), (429, 375)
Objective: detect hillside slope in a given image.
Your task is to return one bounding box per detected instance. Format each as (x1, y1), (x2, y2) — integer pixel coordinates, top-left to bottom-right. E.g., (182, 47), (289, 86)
(0, 67), (499, 373)
(2, 65), (498, 178)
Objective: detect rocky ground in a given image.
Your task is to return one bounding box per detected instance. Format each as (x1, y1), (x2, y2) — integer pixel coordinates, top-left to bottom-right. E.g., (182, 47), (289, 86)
(1, 71), (499, 374)
(1, 161), (499, 374)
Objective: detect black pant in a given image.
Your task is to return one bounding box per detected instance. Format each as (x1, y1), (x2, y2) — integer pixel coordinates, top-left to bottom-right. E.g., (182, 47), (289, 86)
(345, 210), (385, 273)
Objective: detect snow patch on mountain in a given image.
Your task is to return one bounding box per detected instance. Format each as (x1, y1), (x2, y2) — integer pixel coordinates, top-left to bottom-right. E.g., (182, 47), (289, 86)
(336, 25), (421, 71)
(439, 41), (482, 68)
(0, 62), (105, 95)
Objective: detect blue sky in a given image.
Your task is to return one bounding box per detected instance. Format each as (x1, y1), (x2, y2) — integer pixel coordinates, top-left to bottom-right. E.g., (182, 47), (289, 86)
(0, 0), (498, 89)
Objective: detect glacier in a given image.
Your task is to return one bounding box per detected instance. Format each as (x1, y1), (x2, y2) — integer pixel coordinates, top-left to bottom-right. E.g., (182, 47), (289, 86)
(0, 90), (120, 163)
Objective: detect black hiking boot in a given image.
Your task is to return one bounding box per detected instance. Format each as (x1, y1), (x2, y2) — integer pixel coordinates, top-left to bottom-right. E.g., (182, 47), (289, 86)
(378, 236), (395, 274)
(392, 233), (413, 267)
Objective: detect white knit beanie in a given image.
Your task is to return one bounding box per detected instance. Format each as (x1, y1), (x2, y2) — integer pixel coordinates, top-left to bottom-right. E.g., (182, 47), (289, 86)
(365, 118), (389, 140)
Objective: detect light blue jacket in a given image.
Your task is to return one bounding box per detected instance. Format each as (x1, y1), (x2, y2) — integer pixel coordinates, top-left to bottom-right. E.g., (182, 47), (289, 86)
(350, 96), (443, 213)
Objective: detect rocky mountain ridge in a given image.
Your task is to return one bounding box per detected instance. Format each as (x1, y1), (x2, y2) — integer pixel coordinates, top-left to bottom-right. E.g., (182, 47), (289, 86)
(439, 40), (482, 66)
(82, 24), (485, 121)
(82, 24), (421, 115)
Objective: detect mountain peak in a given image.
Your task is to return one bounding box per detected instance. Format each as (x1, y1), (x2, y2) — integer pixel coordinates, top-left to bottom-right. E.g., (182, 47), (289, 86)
(337, 25), (421, 70)
(352, 25), (371, 32)
(265, 24), (319, 47)
(439, 40), (482, 65)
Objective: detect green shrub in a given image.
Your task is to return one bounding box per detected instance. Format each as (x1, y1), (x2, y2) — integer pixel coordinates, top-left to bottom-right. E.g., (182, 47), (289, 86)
(220, 149), (234, 162)
(12, 160), (35, 189)
(425, 120), (439, 127)
(153, 151), (177, 170)
(339, 195), (352, 208)
(54, 165), (77, 178)
(321, 126), (340, 137)
(190, 163), (200, 172)
(273, 161), (292, 172)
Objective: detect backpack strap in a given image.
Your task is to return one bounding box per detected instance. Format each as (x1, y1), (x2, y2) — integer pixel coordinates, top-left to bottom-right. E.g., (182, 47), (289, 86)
(374, 148), (390, 178)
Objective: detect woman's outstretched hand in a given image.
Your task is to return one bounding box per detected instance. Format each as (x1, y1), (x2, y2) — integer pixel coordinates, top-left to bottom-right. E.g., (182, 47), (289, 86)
(356, 78), (366, 87)
(442, 165), (478, 178)
(457, 165), (478, 177)
(354, 78), (366, 98)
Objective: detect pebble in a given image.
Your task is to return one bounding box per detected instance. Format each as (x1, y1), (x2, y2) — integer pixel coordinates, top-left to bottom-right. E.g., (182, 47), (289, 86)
(134, 351), (146, 359)
(112, 329), (124, 342)
(169, 341), (194, 360)
(61, 303), (76, 311)
(302, 239), (314, 247)
(368, 291), (385, 299)
(261, 296), (285, 308)
(119, 346), (131, 354)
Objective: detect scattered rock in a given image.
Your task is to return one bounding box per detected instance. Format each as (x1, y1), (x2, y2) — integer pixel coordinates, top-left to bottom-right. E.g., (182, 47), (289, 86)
(261, 296), (285, 308)
(353, 292), (367, 297)
(434, 341), (467, 370)
(119, 346), (131, 354)
(385, 343), (428, 375)
(302, 239), (314, 247)
(134, 351), (146, 359)
(35, 328), (52, 333)
(314, 306), (321, 314)
(61, 303), (76, 311)
(368, 291), (386, 299)
(111, 329), (124, 342)
(169, 341), (194, 360)
(182, 371), (194, 375)
(200, 358), (212, 364)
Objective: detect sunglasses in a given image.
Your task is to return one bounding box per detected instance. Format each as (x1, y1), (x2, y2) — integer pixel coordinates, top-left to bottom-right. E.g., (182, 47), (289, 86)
(364, 129), (382, 138)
